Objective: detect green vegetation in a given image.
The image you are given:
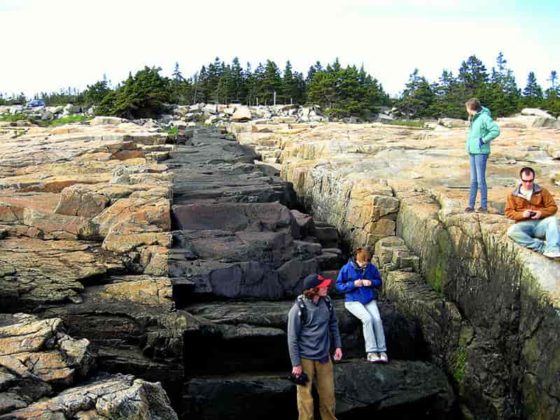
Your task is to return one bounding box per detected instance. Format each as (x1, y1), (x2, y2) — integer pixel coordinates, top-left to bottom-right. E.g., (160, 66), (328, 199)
(307, 59), (389, 119)
(394, 52), (560, 118)
(384, 119), (425, 128)
(48, 115), (90, 126)
(96, 66), (171, 119)
(166, 126), (179, 140)
(452, 344), (467, 384)
(0, 113), (27, 122)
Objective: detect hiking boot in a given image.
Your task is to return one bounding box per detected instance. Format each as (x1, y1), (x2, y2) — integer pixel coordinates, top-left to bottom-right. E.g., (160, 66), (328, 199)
(476, 207), (488, 213)
(543, 250), (560, 258)
(464, 207), (474, 213)
(378, 352), (389, 363)
(367, 352), (381, 363)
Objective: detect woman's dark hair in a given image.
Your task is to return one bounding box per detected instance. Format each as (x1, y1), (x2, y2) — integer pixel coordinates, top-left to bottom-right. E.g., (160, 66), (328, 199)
(465, 98), (482, 111)
(519, 167), (535, 179)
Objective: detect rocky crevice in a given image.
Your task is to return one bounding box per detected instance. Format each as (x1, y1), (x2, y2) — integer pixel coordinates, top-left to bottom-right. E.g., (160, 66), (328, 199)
(168, 127), (455, 419)
(228, 121), (560, 419)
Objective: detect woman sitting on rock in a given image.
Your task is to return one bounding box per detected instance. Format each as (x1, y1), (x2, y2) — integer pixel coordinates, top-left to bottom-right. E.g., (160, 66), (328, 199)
(336, 246), (387, 363)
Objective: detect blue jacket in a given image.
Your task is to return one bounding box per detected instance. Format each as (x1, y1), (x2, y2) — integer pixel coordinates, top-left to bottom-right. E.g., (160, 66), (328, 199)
(466, 106), (500, 155)
(336, 259), (382, 304)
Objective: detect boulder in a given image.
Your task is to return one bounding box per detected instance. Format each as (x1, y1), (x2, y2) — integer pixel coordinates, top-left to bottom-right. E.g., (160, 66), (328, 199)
(520, 108), (555, 118)
(438, 117), (468, 128)
(231, 107), (252, 122)
(63, 104), (81, 115)
(89, 116), (125, 125)
(54, 184), (109, 218)
(0, 237), (122, 310)
(0, 313), (94, 415)
(1, 374), (178, 419)
(184, 360), (454, 420)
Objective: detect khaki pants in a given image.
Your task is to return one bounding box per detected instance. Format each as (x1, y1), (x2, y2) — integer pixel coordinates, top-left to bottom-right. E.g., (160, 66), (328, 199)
(297, 358), (336, 420)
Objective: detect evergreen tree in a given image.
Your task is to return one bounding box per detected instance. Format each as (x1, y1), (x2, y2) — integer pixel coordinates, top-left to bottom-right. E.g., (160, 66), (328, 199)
(207, 57), (224, 103)
(281, 61), (305, 104)
(193, 66), (208, 103)
(395, 69), (435, 118)
(522, 72), (544, 107)
(458, 55), (489, 97)
(307, 60), (387, 118)
(429, 70), (466, 118)
(306, 69), (337, 109)
(547, 70), (558, 91)
(481, 53), (520, 117)
(246, 63), (264, 105)
(306, 61), (323, 84)
(543, 88), (560, 116)
(230, 57), (246, 103)
(83, 79), (111, 107)
(261, 60), (282, 105)
(96, 66), (171, 119)
(170, 62), (192, 105)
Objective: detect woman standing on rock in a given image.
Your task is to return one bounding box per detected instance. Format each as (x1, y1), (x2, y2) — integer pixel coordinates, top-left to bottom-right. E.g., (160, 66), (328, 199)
(336, 246), (387, 363)
(465, 98), (501, 213)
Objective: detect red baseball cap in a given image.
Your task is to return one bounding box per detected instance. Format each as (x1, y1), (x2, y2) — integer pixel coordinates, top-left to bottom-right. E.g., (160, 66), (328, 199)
(303, 273), (332, 289)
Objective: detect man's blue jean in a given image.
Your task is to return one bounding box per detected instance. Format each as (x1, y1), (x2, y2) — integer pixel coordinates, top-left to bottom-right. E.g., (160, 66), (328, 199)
(468, 153), (488, 209)
(507, 216), (560, 253)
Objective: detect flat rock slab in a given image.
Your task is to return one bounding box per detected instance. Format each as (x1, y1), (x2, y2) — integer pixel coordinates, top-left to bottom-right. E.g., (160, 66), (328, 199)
(184, 360), (454, 420)
(172, 202), (293, 232)
(0, 237), (123, 310)
(168, 128), (293, 205)
(0, 313), (93, 415)
(0, 373), (178, 419)
(184, 299), (428, 373)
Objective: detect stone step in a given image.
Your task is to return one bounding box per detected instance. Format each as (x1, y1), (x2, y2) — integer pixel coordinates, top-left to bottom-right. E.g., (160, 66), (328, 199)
(183, 299), (429, 376)
(182, 359), (456, 420)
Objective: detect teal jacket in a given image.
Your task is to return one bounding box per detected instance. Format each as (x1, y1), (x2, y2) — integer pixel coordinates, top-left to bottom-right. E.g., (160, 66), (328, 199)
(466, 107), (500, 155)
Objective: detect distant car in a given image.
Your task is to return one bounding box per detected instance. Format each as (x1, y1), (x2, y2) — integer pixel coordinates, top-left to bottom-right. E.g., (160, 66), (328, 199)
(27, 99), (45, 108)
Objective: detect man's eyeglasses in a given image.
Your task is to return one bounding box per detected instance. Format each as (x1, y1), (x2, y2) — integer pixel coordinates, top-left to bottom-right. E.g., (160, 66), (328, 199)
(520, 178), (534, 184)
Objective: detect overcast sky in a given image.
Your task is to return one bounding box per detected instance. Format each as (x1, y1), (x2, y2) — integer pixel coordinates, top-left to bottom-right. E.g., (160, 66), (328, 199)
(0, 0), (558, 97)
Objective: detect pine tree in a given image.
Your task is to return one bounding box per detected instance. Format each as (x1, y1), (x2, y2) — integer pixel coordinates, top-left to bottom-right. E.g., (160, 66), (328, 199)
(306, 61), (323, 84)
(429, 70), (466, 118)
(97, 66), (171, 119)
(458, 55), (489, 97)
(83, 79), (111, 106)
(522, 72), (544, 108)
(481, 53), (520, 117)
(230, 57), (246, 103)
(395, 69), (435, 118)
(260, 60), (282, 105)
(281, 61), (305, 104)
(548, 70), (558, 90)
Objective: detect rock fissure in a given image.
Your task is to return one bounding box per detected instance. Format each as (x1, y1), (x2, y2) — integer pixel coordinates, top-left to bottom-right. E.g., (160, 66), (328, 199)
(228, 120), (560, 419)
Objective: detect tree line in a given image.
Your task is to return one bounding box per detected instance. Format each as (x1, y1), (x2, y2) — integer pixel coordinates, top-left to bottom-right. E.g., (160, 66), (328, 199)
(1, 53), (559, 119)
(397, 53), (560, 118)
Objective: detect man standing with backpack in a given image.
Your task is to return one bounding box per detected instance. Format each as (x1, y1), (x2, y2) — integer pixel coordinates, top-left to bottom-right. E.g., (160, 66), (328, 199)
(287, 273), (343, 420)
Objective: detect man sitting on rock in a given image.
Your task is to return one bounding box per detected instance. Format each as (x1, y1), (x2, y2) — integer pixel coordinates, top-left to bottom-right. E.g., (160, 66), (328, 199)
(287, 273), (343, 420)
(505, 167), (560, 258)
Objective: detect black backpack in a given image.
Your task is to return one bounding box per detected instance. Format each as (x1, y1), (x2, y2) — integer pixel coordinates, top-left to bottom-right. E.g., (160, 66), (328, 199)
(296, 295), (333, 323)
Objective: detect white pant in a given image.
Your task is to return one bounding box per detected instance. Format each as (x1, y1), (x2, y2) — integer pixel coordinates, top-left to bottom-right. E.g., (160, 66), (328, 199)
(345, 300), (387, 353)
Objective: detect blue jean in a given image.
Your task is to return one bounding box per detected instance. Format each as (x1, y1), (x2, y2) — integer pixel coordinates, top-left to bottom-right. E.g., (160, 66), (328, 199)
(468, 153), (488, 209)
(345, 300), (386, 353)
(507, 216), (560, 254)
